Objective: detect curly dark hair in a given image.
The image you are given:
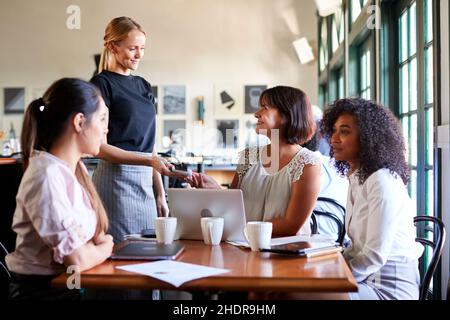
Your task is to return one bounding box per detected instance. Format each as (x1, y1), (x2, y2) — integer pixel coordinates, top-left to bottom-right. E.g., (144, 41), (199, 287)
(320, 98), (410, 185)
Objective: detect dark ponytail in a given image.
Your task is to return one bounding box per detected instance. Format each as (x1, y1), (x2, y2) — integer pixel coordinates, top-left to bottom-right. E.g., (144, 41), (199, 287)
(21, 98), (46, 170)
(20, 78), (108, 237)
(21, 78), (101, 170)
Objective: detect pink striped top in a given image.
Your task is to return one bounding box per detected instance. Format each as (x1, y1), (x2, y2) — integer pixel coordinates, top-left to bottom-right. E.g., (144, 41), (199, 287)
(6, 151), (97, 275)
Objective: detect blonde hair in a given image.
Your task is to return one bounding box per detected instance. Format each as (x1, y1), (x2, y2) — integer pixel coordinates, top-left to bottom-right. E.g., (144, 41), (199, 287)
(98, 17), (146, 73)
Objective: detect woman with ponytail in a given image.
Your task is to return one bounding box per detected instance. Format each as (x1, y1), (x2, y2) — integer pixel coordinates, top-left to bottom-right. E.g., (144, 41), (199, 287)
(91, 17), (179, 242)
(5, 78), (114, 300)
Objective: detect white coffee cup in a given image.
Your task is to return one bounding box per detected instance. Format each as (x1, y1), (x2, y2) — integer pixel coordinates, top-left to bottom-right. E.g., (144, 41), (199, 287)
(244, 221), (272, 251)
(201, 217), (224, 246)
(155, 217), (177, 244)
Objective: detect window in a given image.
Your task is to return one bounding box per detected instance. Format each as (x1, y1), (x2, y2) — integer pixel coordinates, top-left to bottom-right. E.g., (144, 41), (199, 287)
(359, 38), (372, 99)
(329, 67), (345, 102)
(397, 0), (437, 298)
(319, 84), (328, 109)
(350, 0), (370, 24)
(319, 18), (329, 72)
(332, 7), (345, 53)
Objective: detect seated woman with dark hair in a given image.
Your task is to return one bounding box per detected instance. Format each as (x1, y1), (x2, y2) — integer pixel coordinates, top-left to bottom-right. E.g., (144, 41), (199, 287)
(187, 86), (321, 237)
(301, 121), (348, 240)
(320, 98), (423, 300)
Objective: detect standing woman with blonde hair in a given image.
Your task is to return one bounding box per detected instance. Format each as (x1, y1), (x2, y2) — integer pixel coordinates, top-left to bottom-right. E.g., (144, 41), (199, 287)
(91, 17), (178, 242)
(6, 78), (114, 300)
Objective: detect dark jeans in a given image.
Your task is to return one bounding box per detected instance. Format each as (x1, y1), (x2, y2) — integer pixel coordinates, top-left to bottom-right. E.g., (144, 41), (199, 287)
(9, 272), (80, 300)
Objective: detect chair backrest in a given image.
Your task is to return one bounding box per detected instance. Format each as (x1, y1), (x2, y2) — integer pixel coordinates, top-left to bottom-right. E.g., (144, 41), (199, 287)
(414, 216), (446, 300)
(310, 197), (346, 246)
(0, 241), (11, 300)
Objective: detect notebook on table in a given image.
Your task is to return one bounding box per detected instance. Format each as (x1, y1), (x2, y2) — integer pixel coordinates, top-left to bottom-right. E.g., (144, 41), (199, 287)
(111, 241), (185, 260)
(260, 241), (342, 258)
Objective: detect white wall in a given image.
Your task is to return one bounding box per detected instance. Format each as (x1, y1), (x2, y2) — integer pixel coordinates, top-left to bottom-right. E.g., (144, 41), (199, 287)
(0, 0), (318, 151)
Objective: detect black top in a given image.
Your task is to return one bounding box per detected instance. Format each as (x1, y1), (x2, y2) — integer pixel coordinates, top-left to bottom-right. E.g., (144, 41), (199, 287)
(90, 70), (156, 153)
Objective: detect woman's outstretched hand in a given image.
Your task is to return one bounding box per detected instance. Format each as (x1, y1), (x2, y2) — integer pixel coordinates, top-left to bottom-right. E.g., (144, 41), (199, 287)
(185, 172), (222, 189)
(150, 156), (175, 175)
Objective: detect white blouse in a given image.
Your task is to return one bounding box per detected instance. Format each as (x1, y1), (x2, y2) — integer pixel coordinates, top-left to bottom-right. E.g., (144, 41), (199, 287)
(343, 169), (423, 282)
(6, 151), (97, 275)
(236, 146), (321, 235)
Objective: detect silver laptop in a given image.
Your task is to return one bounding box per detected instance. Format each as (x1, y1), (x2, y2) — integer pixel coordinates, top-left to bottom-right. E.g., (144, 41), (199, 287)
(168, 189), (247, 242)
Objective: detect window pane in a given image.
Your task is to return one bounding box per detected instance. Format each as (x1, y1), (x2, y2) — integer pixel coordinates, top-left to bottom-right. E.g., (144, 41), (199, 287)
(411, 114), (417, 167)
(330, 75), (337, 103)
(425, 46), (434, 104)
(319, 85), (327, 108)
(410, 170), (417, 211)
(400, 64), (409, 113)
(410, 58), (417, 111)
(367, 50), (371, 93)
(426, 169), (434, 216)
(409, 3), (417, 57)
(320, 20), (328, 71)
(402, 117), (410, 164)
(400, 12), (408, 63)
(426, 108), (434, 166)
(351, 0), (362, 23)
(425, 0), (433, 43)
(332, 18), (338, 53)
(338, 72), (344, 98)
(361, 53), (367, 90)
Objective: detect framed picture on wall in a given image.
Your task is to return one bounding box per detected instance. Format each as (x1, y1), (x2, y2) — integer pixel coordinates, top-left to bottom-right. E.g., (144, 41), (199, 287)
(244, 85), (267, 114)
(163, 85), (185, 115)
(213, 84), (241, 117)
(163, 120), (186, 139)
(216, 119), (239, 148)
(163, 120), (186, 151)
(4, 87), (25, 114)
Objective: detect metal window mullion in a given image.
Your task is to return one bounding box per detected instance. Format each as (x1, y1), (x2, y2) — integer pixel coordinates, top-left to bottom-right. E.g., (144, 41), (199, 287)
(416, 0), (426, 221)
(399, 53), (418, 68)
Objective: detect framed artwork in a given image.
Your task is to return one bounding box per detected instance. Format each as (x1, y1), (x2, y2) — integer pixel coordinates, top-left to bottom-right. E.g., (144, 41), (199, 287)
(163, 85), (185, 115)
(214, 84), (241, 117)
(244, 85), (267, 114)
(163, 120), (186, 138)
(4, 88), (25, 114)
(163, 120), (186, 152)
(216, 119), (239, 148)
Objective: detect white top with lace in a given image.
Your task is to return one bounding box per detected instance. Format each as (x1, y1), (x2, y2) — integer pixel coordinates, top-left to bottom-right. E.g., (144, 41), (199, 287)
(236, 146), (321, 235)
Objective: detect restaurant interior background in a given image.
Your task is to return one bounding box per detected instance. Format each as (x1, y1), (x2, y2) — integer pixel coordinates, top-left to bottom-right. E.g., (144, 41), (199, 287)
(0, 0), (449, 299)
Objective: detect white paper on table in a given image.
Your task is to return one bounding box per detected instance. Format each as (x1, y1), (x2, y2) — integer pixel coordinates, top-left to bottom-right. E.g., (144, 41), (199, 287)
(226, 234), (336, 248)
(116, 260), (230, 287)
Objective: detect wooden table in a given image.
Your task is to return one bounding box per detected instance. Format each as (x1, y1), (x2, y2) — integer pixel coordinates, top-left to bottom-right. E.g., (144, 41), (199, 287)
(0, 158), (16, 165)
(52, 240), (357, 294)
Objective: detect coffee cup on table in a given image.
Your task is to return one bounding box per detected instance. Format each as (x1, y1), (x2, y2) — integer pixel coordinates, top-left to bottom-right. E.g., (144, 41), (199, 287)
(154, 217), (177, 244)
(201, 217), (224, 246)
(244, 221), (272, 251)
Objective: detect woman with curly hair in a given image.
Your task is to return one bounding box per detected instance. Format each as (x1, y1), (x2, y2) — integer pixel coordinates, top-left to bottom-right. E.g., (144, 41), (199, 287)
(320, 98), (423, 300)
